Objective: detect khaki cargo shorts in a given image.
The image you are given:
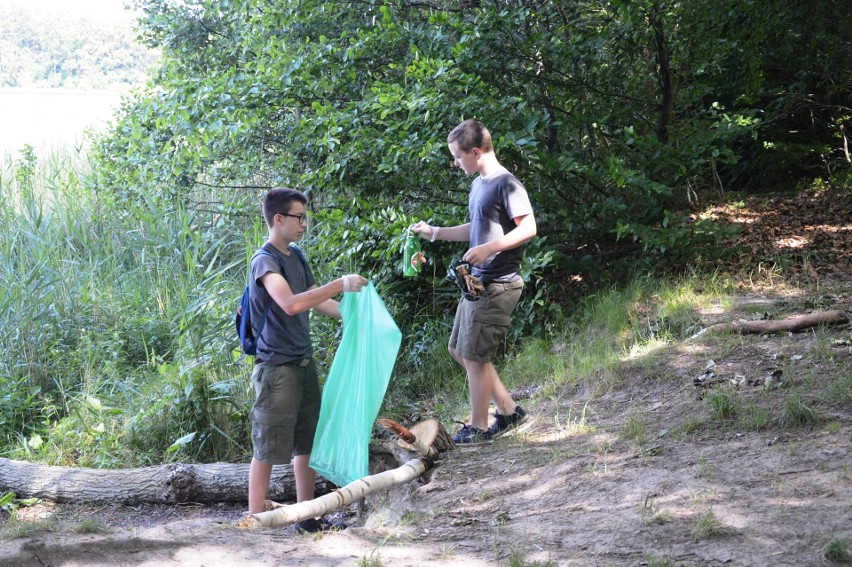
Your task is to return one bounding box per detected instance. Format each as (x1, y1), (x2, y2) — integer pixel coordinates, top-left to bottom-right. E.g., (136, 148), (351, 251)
(449, 279), (524, 363)
(250, 358), (319, 465)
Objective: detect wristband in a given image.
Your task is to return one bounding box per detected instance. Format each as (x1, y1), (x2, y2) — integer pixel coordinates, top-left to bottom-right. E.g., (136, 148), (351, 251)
(430, 226), (440, 242)
(342, 276), (351, 292)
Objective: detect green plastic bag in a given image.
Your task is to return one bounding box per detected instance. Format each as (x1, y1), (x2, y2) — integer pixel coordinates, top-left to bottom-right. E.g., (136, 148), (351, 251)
(309, 282), (402, 486)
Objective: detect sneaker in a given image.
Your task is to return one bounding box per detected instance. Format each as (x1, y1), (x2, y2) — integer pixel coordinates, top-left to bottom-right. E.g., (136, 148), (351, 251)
(292, 518), (323, 534)
(488, 405), (528, 438)
(292, 517), (348, 534)
(452, 423), (493, 444)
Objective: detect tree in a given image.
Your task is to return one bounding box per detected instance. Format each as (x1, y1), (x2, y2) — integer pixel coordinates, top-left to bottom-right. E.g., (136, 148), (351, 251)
(91, 0), (850, 332)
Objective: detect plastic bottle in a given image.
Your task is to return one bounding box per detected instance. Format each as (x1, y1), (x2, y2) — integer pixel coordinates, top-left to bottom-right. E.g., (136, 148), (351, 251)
(403, 228), (423, 277)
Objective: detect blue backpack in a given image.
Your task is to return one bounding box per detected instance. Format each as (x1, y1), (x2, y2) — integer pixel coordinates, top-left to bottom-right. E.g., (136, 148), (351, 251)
(235, 246), (308, 356)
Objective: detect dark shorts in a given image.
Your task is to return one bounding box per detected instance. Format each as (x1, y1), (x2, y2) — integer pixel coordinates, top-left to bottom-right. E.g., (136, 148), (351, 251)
(250, 359), (319, 465)
(449, 279), (524, 363)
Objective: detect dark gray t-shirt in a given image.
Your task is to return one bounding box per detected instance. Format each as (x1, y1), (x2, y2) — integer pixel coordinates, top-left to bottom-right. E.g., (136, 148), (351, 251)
(469, 169), (534, 283)
(249, 243), (317, 364)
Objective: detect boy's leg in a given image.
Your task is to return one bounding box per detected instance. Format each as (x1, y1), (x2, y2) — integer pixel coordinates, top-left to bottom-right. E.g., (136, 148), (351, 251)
(293, 454), (316, 502)
(292, 359), (320, 503)
(463, 359), (517, 430)
(248, 457), (273, 514)
(487, 362), (518, 416)
(462, 358), (493, 430)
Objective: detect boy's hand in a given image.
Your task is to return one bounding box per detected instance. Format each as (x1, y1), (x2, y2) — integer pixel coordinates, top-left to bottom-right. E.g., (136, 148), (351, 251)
(463, 243), (496, 267)
(409, 221), (435, 240)
(341, 274), (368, 292)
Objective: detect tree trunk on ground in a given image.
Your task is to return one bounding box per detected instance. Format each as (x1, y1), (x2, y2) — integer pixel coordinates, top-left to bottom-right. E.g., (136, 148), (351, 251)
(690, 310), (849, 340)
(0, 420), (454, 507)
(0, 458), (328, 505)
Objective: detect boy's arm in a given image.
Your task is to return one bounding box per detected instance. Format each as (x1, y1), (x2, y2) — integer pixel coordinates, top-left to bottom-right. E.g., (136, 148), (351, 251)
(260, 274), (365, 316)
(463, 213), (537, 266)
(410, 221), (471, 242)
(313, 296), (341, 320)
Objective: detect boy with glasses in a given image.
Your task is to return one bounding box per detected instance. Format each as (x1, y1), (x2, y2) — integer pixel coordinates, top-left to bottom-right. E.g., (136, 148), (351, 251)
(247, 188), (368, 531)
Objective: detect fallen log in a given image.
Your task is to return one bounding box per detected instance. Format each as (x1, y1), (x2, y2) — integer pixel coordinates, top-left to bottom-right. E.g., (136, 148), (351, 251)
(0, 418), (452, 509)
(689, 309), (849, 340)
(0, 457), (328, 504)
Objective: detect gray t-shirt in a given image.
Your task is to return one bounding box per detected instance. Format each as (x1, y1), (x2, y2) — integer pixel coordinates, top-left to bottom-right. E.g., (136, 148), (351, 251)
(249, 243), (317, 364)
(469, 169), (534, 283)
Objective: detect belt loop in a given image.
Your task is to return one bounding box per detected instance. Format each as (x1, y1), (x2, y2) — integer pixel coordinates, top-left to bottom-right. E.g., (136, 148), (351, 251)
(299, 358), (311, 367)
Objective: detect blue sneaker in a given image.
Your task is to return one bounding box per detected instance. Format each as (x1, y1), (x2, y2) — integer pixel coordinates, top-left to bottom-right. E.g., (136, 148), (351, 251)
(488, 405), (528, 438)
(452, 423), (493, 444)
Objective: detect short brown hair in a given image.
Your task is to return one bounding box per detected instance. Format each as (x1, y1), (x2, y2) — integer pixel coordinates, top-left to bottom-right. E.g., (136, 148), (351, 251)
(447, 119), (493, 153)
(262, 187), (307, 227)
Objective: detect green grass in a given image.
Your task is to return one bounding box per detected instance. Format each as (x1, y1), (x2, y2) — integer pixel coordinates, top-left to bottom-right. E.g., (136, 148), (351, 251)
(823, 373), (852, 407)
(357, 550), (385, 567)
(822, 536), (852, 563)
(643, 555), (676, 567)
(620, 410), (648, 445)
(708, 388), (738, 421)
(73, 518), (111, 534)
(697, 457), (714, 480)
(735, 399), (771, 431)
(503, 548), (558, 567)
(0, 517), (56, 540)
(779, 390), (821, 428)
(691, 509), (737, 538)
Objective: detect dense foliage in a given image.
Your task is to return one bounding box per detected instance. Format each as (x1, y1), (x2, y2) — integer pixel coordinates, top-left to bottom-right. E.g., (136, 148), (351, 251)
(0, 5), (158, 90)
(93, 0), (850, 315)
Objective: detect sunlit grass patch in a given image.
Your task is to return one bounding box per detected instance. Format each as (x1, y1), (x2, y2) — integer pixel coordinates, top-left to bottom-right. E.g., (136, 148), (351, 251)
(0, 516), (56, 540)
(620, 410), (648, 445)
(691, 509), (737, 538)
(74, 518), (111, 534)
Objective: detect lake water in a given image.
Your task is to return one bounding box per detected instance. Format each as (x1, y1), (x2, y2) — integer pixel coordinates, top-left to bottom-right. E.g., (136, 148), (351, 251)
(0, 89), (123, 159)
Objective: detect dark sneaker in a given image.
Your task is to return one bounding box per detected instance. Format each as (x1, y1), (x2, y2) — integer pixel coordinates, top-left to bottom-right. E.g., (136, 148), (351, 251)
(488, 405), (528, 438)
(452, 423), (493, 444)
(292, 517), (348, 534)
(292, 518), (323, 534)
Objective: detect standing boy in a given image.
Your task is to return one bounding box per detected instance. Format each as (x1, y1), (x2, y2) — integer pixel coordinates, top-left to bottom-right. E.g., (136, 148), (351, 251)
(411, 119), (537, 444)
(247, 188), (368, 531)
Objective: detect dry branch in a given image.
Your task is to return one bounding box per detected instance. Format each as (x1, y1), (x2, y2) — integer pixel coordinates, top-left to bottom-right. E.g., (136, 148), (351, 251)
(689, 310), (849, 341)
(240, 419), (455, 529)
(240, 457), (428, 529)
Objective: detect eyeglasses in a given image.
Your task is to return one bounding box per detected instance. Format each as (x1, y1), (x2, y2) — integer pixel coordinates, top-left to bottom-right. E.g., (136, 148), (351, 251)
(281, 213), (309, 225)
